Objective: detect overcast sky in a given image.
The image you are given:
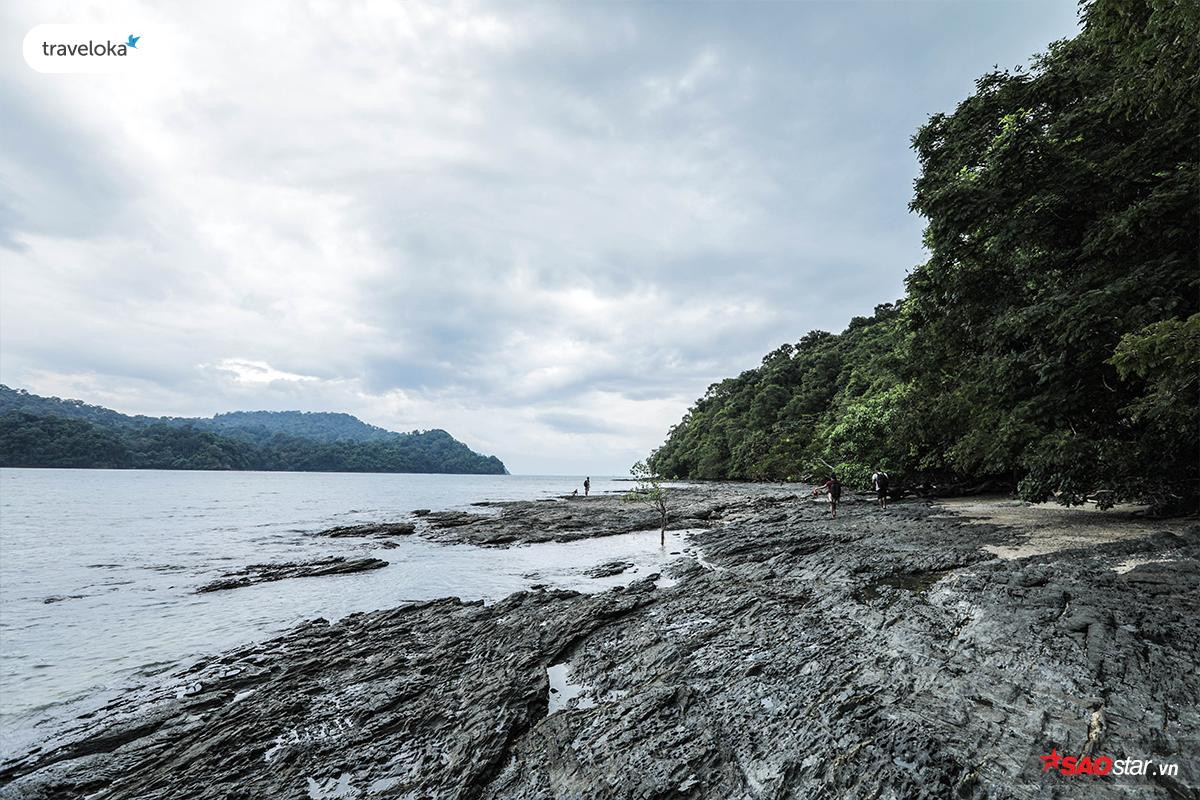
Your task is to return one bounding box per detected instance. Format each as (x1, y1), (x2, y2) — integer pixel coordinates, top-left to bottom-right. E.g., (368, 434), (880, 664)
(1, 1), (1080, 474)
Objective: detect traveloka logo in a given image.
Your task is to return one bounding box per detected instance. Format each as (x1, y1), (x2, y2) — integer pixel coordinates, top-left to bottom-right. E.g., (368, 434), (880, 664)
(40, 35), (139, 57)
(24, 25), (154, 73)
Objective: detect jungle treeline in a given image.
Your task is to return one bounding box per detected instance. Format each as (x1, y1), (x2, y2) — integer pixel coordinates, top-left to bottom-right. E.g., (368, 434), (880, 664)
(649, 0), (1198, 512)
(0, 386), (508, 475)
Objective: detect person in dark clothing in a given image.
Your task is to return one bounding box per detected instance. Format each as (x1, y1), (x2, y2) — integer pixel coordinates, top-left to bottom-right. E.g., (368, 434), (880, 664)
(583, 477), (590, 497)
(813, 474), (842, 518)
(872, 468), (889, 508)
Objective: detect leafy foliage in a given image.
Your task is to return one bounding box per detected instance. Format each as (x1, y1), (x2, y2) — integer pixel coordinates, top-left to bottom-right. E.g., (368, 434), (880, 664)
(650, 305), (914, 487)
(0, 388), (507, 475)
(0, 387), (414, 443)
(650, 0), (1198, 512)
(623, 459), (669, 545)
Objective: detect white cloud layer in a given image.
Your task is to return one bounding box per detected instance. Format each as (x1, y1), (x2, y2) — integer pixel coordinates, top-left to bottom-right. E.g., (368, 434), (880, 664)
(0, 0), (1080, 473)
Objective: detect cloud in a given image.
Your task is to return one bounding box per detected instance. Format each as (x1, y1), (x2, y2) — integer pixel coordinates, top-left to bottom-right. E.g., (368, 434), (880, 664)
(535, 412), (621, 436)
(210, 359), (320, 386)
(0, 0), (1081, 473)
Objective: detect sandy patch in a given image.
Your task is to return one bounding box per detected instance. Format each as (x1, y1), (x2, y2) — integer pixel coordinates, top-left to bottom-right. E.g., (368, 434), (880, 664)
(936, 497), (1189, 560)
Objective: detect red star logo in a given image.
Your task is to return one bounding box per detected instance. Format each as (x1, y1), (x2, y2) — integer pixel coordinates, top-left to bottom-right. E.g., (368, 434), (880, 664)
(1040, 748), (1062, 772)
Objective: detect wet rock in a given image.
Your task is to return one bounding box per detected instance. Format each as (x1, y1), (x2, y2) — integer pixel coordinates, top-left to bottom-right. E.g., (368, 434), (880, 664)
(414, 490), (728, 547)
(41, 594), (86, 605)
(0, 588), (658, 800)
(195, 557), (389, 593)
(316, 522), (415, 538)
(585, 560), (633, 579)
(421, 510), (477, 529)
(4, 485), (1197, 799)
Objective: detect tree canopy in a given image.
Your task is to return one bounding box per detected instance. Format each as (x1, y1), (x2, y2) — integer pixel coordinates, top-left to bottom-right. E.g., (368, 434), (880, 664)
(0, 387), (507, 475)
(650, 0), (1198, 512)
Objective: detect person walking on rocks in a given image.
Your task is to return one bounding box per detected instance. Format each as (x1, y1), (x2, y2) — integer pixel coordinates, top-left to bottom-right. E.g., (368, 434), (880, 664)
(583, 477), (590, 497)
(814, 474), (841, 518)
(872, 468), (889, 509)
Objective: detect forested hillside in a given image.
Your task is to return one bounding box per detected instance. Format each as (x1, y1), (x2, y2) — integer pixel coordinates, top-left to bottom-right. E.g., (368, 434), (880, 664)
(0, 387), (395, 442)
(0, 387), (507, 474)
(650, 0), (1198, 512)
(203, 411), (397, 444)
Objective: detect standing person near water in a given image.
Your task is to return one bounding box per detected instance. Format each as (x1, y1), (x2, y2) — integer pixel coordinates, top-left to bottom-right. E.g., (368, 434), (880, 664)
(813, 474), (841, 518)
(583, 477), (590, 496)
(872, 468), (889, 508)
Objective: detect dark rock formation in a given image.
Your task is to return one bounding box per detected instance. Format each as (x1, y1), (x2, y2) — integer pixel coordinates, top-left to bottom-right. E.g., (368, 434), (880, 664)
(316, 522), (415, 538)
(585, 560), (633, 579)
(195, 557), (389, 593)
(422, 510), (479, 530)
(416, 492), (726, 547)
(2, 485), (1196, 799)
(41, 594), (87, 605)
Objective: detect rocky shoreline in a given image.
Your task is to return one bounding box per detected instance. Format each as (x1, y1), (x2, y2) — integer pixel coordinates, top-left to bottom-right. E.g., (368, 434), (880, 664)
(412, 491), (726, 547)
(1, 484), (1196, 799)
(195, 557), (390, 593)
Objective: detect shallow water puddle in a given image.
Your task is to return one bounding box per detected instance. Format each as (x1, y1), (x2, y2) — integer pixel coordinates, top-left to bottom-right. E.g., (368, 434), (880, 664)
(307, 772), (358, 799)
(691, 550), (725, 572)
(1112, 556), (1174, 574)
(546, 662), (597, 714)
(265, 715), (355, 763)
(653, 572), (681, 589)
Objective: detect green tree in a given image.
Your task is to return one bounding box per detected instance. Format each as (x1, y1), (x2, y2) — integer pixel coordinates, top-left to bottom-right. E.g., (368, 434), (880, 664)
(647, 0), (1198, 512)
(624, 460), (669, 546)
(906, 0), (1198, 509)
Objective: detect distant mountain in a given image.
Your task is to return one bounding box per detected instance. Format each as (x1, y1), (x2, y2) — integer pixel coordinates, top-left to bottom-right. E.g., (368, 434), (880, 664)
(203, 410), (398, 444)
(0, 385), (507, 475)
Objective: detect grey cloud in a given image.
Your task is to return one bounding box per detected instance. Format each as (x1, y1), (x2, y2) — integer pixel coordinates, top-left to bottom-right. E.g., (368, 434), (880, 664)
(0, 85), (135, 243)
(0, 0), (1081, 473)
(535, 412), (622, 435)
(359, 357), (459, 395)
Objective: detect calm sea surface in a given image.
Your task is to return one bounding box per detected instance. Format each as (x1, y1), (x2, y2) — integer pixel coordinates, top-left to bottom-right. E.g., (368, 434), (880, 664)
(0, 469), (688, 755)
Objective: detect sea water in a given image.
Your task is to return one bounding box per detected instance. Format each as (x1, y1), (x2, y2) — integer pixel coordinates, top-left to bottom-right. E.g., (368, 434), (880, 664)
(0, 469), (691, 755)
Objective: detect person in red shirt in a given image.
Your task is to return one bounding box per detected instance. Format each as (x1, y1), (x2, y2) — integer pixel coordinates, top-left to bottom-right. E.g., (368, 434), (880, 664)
(813, 474), (842, 518)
